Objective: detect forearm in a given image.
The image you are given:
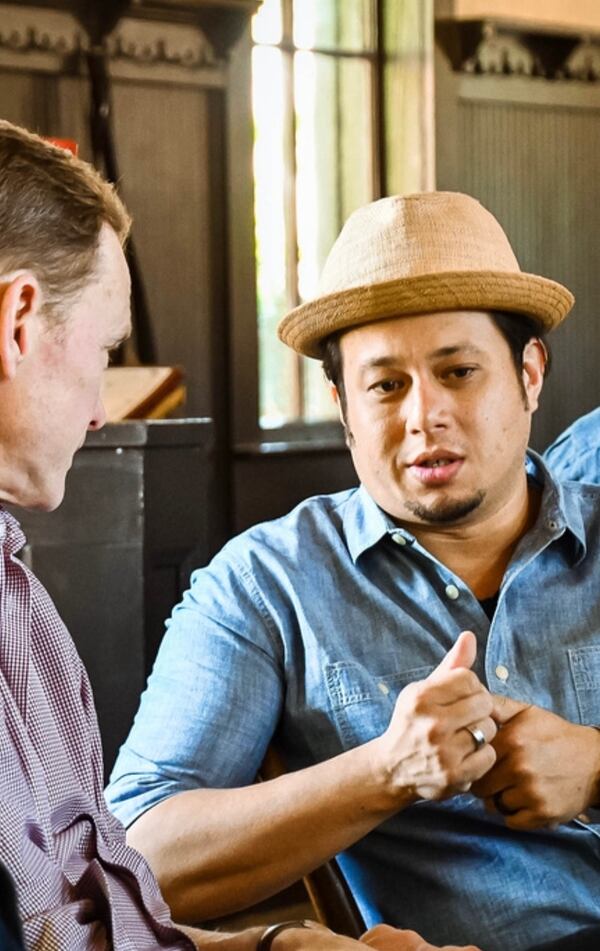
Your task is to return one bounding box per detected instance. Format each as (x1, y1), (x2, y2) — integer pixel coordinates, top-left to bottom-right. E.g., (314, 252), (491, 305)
(128, 648), (495, 924)
(127, 740), (407, 923)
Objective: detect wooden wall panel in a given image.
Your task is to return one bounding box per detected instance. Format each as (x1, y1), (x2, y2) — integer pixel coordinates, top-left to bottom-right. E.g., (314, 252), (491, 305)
(110, 81), (215, 416)
(436, 47), (600, 449)
(0, 69), (61, 129)
(0, 7), (227, 424)
(234, 448), (357, 534)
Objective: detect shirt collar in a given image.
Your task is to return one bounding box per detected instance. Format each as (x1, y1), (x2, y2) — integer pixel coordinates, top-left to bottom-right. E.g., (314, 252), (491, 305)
(527, 450), (587, 564)
(344, 485), (412, 563)
(344, 450), (587, 566)
(0, 506), (26, 556)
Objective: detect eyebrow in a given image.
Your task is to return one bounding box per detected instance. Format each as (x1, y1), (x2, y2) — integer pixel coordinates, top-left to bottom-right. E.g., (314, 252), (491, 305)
(359, 343), (486, 370)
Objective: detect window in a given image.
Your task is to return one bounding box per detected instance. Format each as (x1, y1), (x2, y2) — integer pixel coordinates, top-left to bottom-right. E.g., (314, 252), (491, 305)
(251, 0), (433, 432)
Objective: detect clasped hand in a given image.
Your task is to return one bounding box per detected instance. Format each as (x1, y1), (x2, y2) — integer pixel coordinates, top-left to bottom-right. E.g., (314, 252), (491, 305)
(471, 695), (600, 829)
(375, 631), (497, 804)
(376, 630), (600, 829)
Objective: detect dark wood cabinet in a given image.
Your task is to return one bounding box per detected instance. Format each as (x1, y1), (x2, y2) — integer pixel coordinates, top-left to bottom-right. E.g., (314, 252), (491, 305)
(10, 420), (215, 776)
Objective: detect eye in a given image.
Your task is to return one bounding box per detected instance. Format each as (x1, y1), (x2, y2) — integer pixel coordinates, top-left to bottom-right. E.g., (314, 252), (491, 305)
(369, 378), (404, 395)
(445, 365), (477, 381)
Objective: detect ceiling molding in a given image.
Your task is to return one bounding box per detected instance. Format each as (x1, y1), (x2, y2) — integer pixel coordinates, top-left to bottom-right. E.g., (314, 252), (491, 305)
(0, 1), (259, 64)
(0, 3), (235, 81)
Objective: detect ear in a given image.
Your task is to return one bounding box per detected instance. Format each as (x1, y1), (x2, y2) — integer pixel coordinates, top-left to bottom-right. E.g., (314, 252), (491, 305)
(521, 338), (546, 413)
(0, 272), (42, 381)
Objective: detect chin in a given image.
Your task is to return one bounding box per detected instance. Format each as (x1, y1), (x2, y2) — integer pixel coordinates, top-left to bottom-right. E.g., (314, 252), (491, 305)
(25, 481), (67, 513)
(404, 491), (485, 525)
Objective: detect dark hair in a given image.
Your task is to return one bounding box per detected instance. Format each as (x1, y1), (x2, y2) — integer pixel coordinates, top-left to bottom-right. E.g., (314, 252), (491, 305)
(321, 310), (550, 419)
(0, 120), (131, 320)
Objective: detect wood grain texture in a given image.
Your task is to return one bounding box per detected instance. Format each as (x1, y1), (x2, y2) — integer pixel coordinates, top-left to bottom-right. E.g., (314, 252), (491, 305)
(436, 47), (600, 449)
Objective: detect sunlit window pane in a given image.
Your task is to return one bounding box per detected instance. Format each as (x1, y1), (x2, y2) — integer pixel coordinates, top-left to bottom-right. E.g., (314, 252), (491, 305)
(293, 0), (374, 51)
(253, 45), (298, 427)
(295, 51), (374, 423)
(384, 0), (434, 193)
(295, 51), (374, 304)
(252, 0), (283, 44)
(251, 0), (422, 430)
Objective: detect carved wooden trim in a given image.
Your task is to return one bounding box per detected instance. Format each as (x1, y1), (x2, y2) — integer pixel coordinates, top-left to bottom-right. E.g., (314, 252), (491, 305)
(0, 7), (82, 58)
(463, 23), (537, 76)
(436, 18), (592, 80)
(108, 18), (217, 70)
(0, 1), (259, 58)
(564, 40), (600, 82)
(0, 4), (227, 83)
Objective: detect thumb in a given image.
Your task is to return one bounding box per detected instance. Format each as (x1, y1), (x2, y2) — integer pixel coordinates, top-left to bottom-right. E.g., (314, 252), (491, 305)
(429, 630), (477, 682)
(491, 693), (530, 725)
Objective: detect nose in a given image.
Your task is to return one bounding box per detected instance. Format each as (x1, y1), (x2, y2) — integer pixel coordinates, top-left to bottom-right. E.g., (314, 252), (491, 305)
(88, 396), (107, 432)
(404, 376), (448, 435)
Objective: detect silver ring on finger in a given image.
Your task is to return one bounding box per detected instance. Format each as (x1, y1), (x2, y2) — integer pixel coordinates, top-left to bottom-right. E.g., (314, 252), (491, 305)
(465, 725), (486, 752)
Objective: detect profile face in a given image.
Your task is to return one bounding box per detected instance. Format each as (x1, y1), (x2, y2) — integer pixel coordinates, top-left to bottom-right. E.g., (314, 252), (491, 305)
(337, 310), (544, 528)
(9, 225), (131, 511)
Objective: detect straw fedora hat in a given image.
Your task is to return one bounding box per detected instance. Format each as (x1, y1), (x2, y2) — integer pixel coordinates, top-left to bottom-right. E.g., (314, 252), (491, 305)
(277, 191), (574, 358)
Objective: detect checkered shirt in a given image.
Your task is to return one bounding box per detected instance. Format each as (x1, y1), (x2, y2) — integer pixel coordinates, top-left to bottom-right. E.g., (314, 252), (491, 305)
(0, 507), (195, 950)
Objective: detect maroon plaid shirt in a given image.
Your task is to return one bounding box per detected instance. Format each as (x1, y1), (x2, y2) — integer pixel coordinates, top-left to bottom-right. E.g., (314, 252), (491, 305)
(0, 507), (195, 950)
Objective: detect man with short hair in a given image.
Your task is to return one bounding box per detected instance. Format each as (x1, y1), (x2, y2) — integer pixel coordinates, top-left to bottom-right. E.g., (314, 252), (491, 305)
(108, 191), (600, 951)
(1, 121), (462, 951)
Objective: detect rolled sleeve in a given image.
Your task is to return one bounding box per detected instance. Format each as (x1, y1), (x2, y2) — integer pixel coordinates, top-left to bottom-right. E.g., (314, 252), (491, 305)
(105, 548), (285, 828)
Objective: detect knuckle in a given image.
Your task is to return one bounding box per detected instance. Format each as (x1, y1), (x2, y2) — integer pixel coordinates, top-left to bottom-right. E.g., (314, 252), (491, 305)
(409, 679), (427, 703)
(424, 718), (445, 745)
(398, 681), (418, 704)
(461, 669), (480, 692)
(518, 761), (536, 783)
(413, 690), (435, 718)
(530, 796), (553, 821)
(486, 718), (498, 741)
(445, 763), (469, 788)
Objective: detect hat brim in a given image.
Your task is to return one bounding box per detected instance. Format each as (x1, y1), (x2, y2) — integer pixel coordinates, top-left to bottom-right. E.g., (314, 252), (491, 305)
(277, 270), (575, 358)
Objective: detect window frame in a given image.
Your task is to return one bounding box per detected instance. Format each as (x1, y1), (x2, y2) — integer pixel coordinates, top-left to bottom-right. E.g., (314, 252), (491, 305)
(228, 0), (433, 450)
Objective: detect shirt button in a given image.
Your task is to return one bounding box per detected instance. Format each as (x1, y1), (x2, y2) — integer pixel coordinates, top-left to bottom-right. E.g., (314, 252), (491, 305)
(495, 664), (509, 682)
(391, 532), (407, 546)
(547, 519), (558, 531)
(445, 583), (460, 600)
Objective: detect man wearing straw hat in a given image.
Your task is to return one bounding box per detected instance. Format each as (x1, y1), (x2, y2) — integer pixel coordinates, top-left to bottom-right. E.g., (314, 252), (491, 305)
(1, 122), (479, 951)
(107, 192), (600, 951)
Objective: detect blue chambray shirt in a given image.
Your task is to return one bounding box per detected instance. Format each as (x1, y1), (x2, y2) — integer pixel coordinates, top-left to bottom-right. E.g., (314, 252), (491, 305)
(544, 407), (600, 484)
(107, 452), (600, 951)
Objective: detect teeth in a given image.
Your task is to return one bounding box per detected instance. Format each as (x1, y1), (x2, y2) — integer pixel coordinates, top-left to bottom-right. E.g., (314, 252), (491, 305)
(423, 459), (451, 468)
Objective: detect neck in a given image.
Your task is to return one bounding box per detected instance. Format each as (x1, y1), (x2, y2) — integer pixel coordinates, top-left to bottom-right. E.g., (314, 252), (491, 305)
(404, 477), (541, 599)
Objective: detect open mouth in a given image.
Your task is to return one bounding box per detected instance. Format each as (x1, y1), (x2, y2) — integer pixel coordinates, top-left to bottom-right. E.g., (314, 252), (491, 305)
(418, 458), (455, 469)
(408, 453), (464, 485)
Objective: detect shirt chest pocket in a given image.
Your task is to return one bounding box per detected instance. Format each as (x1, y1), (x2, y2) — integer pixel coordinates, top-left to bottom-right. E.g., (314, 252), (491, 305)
(568, 646), (600, 725)
(324, 661), (434, 750)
